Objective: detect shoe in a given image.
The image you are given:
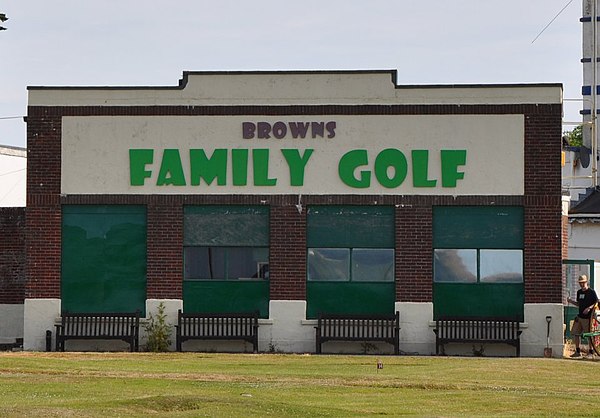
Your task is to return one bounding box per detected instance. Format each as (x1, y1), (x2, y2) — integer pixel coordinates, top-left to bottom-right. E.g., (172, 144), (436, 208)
(587, 353), (595, 359)
(570, 351), (582, 358)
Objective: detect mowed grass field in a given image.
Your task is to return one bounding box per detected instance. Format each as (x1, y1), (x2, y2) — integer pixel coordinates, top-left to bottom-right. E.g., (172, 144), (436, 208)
(0, 352), (598, 417)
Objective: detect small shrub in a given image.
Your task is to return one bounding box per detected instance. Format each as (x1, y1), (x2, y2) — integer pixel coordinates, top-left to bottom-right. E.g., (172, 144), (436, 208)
(144, 302), (172, 352)
(472, 345), (485, 357)
(361, 342), (379, 354)
(268, 342), (279, 353)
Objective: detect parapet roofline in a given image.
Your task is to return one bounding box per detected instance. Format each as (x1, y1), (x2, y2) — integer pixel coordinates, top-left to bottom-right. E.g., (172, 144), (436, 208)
(27, 69), (563, 90)
(27, 70), (563, 106)
(0, 145), (26, 157)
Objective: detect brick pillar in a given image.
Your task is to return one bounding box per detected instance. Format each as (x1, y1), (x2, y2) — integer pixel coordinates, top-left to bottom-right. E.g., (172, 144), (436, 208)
(26, 114), (62, 299)
(146, 201), (183, 299)
(524, 199), (563, 303)
(270, 205), (306, 300)
(396, 205), (432, 302)
(523, 109), (563, 304)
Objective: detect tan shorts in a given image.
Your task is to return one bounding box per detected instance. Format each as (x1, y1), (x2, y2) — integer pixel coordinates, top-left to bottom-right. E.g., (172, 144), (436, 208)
(571, 316), (591, 336)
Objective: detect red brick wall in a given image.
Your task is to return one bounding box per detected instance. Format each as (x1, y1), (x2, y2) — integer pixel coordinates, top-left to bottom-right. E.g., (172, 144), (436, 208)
(523, 111), (563, 304)
(25, 102), (563, 305)
(0, 207), (26, 303)
(270, 205), (306, 300)
(146, 201), (183, 299)
(26, 114), (62, 298)
(524, 201), (563, 303)
(396, 205), (432, 302)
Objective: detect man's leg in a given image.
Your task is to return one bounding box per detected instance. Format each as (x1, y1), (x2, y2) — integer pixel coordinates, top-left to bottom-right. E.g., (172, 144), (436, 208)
(571, 318), (583, 357)
(580, 318), (594, 357)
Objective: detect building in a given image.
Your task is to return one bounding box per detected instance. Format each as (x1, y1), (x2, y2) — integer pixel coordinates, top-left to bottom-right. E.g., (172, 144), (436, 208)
(581, 0), (600, 185)
(0, 145), (26, 207)
(22, 70), (565, 355)
(560, 1), (600, 318)
(0, 145), (26, 348)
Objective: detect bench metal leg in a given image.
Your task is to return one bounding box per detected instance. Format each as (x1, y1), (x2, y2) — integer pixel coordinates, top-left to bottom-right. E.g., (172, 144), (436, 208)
(45, 330), (52, 352)
(57, 338), (65, 352)
(176, 335), (182, 352)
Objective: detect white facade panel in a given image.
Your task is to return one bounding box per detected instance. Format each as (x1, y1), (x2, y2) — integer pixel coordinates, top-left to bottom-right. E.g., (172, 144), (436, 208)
(0, 148), (26, 207)
(61, 114), (524, 196)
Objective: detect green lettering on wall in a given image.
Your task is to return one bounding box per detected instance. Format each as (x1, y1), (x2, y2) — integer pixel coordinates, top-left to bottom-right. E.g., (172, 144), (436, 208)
(231, 149), (248, 186)
(129, 149), (154, 186)
(441, 150), (467, 187)
(338, 149), (371, 188)
(281, 148), (314, 186)
(253, 149), (277, 186)
(412, 150), (436, 187)
(156, 149), (186, 186)
(374, 148), (408, 188)
(190, 149), (227, 186)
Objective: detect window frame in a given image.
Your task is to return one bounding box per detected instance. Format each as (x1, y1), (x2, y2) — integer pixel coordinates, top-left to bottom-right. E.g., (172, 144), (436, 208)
(433, 248), (523, 284)
(183, 245), (269, 281)
(307, 247), (394, 283)
(183, 205), (270, 281)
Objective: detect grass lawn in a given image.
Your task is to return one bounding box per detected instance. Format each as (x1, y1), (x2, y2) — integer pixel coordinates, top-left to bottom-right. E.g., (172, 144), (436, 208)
(0, 352), (598, 417)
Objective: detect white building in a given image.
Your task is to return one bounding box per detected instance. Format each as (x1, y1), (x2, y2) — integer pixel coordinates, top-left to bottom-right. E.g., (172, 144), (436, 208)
(0, 145), (26, 207)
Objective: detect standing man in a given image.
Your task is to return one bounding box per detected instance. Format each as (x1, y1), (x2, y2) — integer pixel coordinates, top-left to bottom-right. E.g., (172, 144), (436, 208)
(567, 274), (599, 358)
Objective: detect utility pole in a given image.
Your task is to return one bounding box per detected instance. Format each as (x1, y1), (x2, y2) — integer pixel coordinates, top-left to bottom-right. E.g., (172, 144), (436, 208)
(592, 0), (598, 187)
(582, 0), (599, 187)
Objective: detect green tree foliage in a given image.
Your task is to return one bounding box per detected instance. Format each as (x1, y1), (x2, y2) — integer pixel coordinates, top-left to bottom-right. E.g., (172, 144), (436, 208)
(0, 13), (8, 31)
(563, 124), (583, 147)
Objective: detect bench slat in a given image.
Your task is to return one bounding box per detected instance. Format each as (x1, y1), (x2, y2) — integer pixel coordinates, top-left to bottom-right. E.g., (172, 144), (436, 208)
(315, 312), (400, 355)
(55, 311), (140, 352)
(176, 310), (259, 353)
(434, 317), (521, 357)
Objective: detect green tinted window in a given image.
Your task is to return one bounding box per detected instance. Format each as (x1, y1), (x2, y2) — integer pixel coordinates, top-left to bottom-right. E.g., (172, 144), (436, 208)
(433, 206), (523, 249)
(184, 206), (269, 281)
(184, 206), (268, 246)
(432, 206), (524, 320)
(306, 206), (395, 317)
(183, 206), (270, 316)
(61, 205), (147, 314)
(307, 206), (394, 248)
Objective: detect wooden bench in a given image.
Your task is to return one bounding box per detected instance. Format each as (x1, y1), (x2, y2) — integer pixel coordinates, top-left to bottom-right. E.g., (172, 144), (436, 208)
(55, 311), (140, 352)
(433, 317), (522, 357)
(315, 312), (400, 354)
(175, 310), (259, 353)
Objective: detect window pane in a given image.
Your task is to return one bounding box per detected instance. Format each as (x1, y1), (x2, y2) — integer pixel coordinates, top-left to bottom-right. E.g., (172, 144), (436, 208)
(480, 250), (523, 283)
(307, 206), (394, 248)
(184, 247), (226, 279)
(227, 247), (269, 279)
(62, 205), (147, 313)
(307, 248), (349, 281)
(434, 249), (477, 283)
(184, 206), (269, 246)
(185, 247), (269, 280)
(352, 249), (394, 282)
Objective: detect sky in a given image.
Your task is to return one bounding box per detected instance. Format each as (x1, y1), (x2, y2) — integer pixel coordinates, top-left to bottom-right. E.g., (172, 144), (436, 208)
(0, 1), (584, 149)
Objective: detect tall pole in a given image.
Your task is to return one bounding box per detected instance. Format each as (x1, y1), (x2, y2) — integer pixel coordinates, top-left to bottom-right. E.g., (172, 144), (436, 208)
(593, 0), (598, 187)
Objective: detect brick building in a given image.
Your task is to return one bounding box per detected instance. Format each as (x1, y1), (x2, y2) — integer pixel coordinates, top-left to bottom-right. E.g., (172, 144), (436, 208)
(0, 145), (26, 347)
(22, 70), (565, 355)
